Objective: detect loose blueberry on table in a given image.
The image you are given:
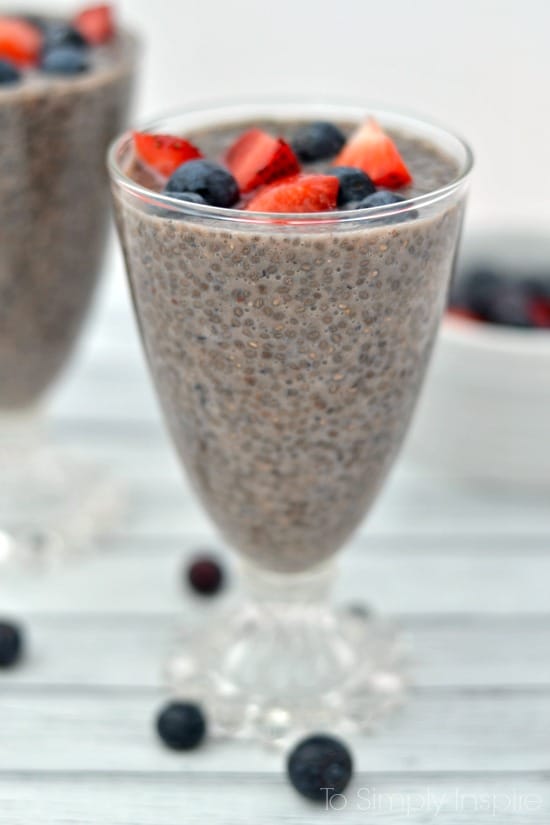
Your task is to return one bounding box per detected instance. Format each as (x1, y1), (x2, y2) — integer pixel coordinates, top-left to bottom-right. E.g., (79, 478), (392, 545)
(287, 734), (354, 802)
(0, 620), (24, 668)
(131, 116), (414, 214)
(156, 701), (207, 751)
(0, 4), (116, 82)
(187, 555), (225, 596)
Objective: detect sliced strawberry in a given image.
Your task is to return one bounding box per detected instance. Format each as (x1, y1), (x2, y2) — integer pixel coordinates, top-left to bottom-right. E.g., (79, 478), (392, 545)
(225, 128), (300, 193)
(334, 117), (412, 189)
(247, 174), (339, 213)
(0, 17), (42, 67)
(529, 298), (550, 328)
(73, 4), (115, 45)
(133, 132), (203, 178)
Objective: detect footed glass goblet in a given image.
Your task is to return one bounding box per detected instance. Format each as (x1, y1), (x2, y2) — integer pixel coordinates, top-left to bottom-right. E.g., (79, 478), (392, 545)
(109, 99), (472, 743)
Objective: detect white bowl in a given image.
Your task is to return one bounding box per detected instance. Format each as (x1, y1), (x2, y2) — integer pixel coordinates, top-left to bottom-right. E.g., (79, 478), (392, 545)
(405, 314), (550, 484)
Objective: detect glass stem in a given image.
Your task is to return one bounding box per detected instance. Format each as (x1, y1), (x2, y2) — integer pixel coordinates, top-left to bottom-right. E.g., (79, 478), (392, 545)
(239, 560), (335, 609)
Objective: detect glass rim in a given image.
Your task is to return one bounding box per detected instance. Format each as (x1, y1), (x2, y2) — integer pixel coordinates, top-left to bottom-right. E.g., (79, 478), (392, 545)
(107, 95), (474, 225)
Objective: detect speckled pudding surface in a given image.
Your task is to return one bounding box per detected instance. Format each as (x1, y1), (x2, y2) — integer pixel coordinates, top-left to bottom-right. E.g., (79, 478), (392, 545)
(0, 26), (135, 410)
(114, 118), (467, 573)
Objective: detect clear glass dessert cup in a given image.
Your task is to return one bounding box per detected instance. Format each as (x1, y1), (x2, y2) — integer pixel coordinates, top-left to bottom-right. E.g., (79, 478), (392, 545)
(0, 29), (138, 567)
(109, 99), (473, 744)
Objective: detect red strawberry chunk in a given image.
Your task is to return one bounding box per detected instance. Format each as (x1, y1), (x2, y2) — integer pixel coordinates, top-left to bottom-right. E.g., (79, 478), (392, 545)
(225, 128), (300, 193)
(74, 4), (115, 45)
(247, 174), (339, 213)
(529, 298), (550, 328)
(446, 307), (484, 323)
(334, 117), (412, 189)
(133, 132), (203, 178)
(0, 17), (42, 67)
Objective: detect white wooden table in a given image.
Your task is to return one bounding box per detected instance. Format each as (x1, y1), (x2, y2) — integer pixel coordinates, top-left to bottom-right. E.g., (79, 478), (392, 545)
(2, 260), (549, 823)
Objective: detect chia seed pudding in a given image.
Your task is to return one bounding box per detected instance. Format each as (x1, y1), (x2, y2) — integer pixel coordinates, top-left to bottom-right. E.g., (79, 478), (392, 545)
(112, 109), (469, 573)
(0, 9), (136, 410)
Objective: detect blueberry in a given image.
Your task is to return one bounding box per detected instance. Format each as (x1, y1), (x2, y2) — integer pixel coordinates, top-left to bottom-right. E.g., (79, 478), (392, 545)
(484, 280), (533, 328)
(357, 190), (406, 209)
(354, 189), (411, 222)
(0, 620), (24, 668)
(156, 701), (207, 751)
(0, 60), (21, 85)
(41, 46), (89, 75)
(167, 191), (207, 205)
(291, 121), (346, 163)
(458, 268), (500, 317)
(287, 734), (353, 802)
(164, 160), (239, 208)
(187, 555), (224, 596)
(332, 166), (376, 206)
(42, 22), (88, 52)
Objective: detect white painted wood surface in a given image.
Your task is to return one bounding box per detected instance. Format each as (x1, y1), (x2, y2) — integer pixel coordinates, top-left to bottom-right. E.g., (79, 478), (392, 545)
(2, 274), (550, 822)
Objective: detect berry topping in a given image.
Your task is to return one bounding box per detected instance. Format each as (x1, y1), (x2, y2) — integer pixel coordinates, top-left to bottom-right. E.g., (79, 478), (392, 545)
(483, 281), (533, 328)
(287, 734), (353, 802)
(529, 297), (550, 329)
(0, 58), (21, 85)
(246, 174), (339, 213)
(331, 165), (376, 206)
(225, 128), (300, 193)
(291, 121), (346, 162)
(41, 45), (89, 75)
(454, 268), (499, 319)
(164, 159), (239, 208)
(357, 189), (406, 209)
(156, 701), (207, 751)
(73, 4), (115, 46)
(133, 132), (203, 178)
(42, 22), (88, 53)
(187, 555), (225, 595)
(0, 17), (43, 67)
(0, 620), (24, 668)
(335, 117), (412, 188)
(167, 191), (207, 205)
(446, 307), (484, 322)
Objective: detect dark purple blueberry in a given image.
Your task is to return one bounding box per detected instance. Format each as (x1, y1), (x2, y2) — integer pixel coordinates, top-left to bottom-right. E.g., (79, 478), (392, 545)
(187, 555), (224, 596)
(167, 191), (207, 205)
(458, 268), (503, 318)
(332, 166), (376, 207)
(156, 701), (207, 751)
(484, 280), (533, 328)
(0, 59), (21, 85)
(357, 190), (406, 209)
(287, 734), (353, 802)
(41, 46), (89, 75)
(42, 22), (88, 52)
(0, 620), (24, 668)
(291, 121), (346, 162)
(164, 160), (239, 208)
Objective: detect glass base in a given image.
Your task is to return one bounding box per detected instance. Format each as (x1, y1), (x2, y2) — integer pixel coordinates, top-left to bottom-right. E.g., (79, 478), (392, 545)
(0, 413), (124, 567)
(167, 565), (406, 746)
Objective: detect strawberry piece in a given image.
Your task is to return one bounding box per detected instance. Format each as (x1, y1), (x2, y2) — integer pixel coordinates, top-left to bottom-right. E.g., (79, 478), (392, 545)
(247, 174), (339, 213)
(0, 17), (42, 67)
(225, 128), (300, 193)
(529, 298), (550, 328)
(133, 132), (203, 178)
(73, 4), (115, 45)
(446, 307), (484, 323)
(334, 117), (412, 189)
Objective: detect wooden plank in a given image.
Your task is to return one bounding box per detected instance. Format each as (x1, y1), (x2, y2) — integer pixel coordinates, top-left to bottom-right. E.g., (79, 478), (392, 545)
(0, 687), (549, 773)
(4, 537), (550, 615)
(0, 773), (547, 825)
(1, 615), (550, 690)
